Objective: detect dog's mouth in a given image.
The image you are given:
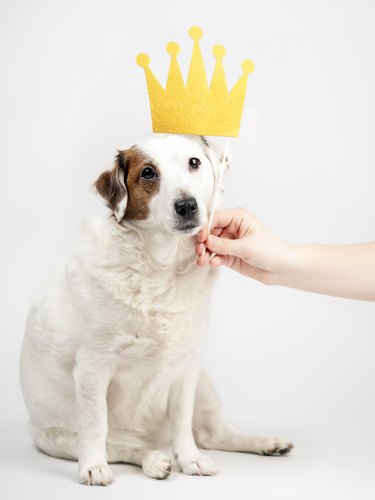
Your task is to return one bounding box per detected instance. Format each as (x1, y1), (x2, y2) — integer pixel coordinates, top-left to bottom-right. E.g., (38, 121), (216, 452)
(175, 222), (200, 234)
(180, 224), (198, 231)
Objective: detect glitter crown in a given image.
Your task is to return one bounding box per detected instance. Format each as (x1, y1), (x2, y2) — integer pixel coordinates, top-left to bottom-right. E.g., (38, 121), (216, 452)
(136, 26), (254, 137)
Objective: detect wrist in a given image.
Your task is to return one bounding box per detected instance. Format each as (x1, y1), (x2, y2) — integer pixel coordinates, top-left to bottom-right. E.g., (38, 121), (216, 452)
(271, 242), (306, 287)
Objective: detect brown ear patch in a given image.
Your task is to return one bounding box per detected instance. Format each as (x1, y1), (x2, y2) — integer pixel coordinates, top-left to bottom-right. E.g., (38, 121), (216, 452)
(95, 166), (126, 213)
(123, 147), (160, 221)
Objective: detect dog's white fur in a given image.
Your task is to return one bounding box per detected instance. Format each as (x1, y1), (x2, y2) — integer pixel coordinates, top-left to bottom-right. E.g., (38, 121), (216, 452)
(20, 135), (293, 485)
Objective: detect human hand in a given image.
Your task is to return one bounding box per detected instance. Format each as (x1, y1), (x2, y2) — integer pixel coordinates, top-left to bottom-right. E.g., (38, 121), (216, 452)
(196, 208), (295, 285)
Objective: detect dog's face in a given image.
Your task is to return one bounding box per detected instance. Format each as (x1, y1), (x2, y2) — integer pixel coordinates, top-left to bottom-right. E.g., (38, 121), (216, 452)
(95, 135), (228, 235)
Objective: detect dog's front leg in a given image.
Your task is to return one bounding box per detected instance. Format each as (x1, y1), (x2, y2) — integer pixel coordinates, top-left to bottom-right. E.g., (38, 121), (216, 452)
(74, 353), (113, 486)
(169, 358), (218, 476)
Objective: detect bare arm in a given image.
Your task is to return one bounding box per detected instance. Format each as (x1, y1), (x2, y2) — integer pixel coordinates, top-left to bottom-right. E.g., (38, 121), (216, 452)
(277, 242), (375, 301)
(196, 208), (375, 302)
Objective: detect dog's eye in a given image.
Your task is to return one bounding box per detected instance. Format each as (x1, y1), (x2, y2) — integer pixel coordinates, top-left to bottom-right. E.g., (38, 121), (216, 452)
(141, 167), (156, 180)
(189, 157), (201, 170)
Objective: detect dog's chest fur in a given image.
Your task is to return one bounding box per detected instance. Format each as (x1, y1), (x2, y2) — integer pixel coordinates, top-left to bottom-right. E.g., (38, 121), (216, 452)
(64, 215), (216, 367)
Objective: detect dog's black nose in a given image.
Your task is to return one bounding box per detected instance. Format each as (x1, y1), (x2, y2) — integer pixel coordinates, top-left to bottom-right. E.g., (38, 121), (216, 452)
(174, 198), (198, 219)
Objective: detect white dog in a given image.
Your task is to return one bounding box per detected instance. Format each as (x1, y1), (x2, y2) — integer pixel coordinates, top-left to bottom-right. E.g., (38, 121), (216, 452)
(20, 134), (293, 485)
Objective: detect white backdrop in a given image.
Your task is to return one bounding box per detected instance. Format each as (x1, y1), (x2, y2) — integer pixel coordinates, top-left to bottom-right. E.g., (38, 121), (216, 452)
(0, 1), (374, 499)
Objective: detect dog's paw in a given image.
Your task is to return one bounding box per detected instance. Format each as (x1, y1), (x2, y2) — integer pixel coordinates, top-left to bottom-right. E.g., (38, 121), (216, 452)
(79, 463), (113, 486)
(142, 451), (172, 480)
(260, 438), (294, 456)
(177, 453), (218, 476)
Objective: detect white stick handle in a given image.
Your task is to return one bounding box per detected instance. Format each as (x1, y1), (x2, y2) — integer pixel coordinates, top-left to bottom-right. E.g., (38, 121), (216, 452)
(202, 137), (231, 257)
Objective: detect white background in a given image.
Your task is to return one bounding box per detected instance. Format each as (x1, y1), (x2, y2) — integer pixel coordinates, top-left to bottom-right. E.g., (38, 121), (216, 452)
(0, 0), (374, 498)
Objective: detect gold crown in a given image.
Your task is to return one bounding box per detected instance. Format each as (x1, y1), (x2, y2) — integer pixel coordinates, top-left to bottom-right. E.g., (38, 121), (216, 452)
(136, 26), (254, 137)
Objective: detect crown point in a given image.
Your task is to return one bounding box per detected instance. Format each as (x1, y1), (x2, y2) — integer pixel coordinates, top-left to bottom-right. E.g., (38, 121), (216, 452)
(166, 42), (180, 57)
(189, 26), (203, 41)
(242, 59), (255, 74)
(136, 53), (150, 68)
(212, 44), (226, 59)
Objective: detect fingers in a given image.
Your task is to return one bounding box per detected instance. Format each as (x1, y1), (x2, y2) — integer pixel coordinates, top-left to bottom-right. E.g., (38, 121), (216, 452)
(198, 208), (242, 242)
(197, 231), (206, 244)
(208, 208), (243, 230)
(205, 233), (243, 258)
(198, 208), (254, 245)
(210, 208), (254, 234)
(196, 243), (210, 266)
(197, 219), (221, 243)
(196, 208), (255, 267)
(195, 242), (227, 267)
(197, 226), (222, 243)
(209, 254), (228, 267)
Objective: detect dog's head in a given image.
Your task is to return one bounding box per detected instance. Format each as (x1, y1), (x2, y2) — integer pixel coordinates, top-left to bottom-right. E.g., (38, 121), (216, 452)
(94, 135), (230, 235)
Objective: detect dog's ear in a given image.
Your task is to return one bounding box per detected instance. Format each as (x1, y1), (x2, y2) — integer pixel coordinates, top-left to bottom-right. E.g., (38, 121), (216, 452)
(94, 150), (128, 222)
(199, 136), (232, 181)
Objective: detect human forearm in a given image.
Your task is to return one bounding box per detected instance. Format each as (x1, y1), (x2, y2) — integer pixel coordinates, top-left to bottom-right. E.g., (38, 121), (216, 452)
(275, 242), (375, 301)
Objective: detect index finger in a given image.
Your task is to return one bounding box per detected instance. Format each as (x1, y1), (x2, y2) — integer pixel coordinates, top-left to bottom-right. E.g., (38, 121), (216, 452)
(198, 225), (222, 243)
(208, 208), (251, 235)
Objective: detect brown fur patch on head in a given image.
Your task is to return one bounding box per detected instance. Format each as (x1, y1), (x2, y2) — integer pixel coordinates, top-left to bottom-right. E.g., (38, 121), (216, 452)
(121, 147), (160, 220)
(95, 146), (160, 222)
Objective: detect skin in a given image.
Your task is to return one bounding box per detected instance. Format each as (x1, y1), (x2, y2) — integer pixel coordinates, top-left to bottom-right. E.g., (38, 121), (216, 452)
(196, 208), (375, 302)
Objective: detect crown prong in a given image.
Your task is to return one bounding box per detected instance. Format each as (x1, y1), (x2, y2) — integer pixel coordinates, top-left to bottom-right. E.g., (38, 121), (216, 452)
(241, 59), (255, 74)
(186, 26), (208, 93)
(188, 26), (203, 40)
(210, 44), (228, 95)
(166, 41), (185, 93)
(136, 53), (151, 68)
(212, 45), (226, 59)
(166, 42), (180, 57)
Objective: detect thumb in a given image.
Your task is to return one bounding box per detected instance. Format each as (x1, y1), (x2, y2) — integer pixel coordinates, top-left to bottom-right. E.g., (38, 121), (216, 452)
(206, 234), (244, 258)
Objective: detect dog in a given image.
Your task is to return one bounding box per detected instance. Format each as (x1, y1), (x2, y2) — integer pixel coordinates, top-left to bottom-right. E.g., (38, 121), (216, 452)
(20, 134), (293, 485)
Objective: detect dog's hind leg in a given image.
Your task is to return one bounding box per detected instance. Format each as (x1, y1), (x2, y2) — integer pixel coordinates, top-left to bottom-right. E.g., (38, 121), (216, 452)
(193, 371), (294, 456)
(28, 422), (79, 460)
(30, 423), (172, 480)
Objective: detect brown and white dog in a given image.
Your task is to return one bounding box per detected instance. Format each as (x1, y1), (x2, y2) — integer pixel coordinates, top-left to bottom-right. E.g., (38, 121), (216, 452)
(20, 134), (293, 485)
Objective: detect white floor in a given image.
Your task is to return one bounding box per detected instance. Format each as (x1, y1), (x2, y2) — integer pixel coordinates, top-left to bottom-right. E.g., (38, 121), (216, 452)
(1, 422), (374, 500)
